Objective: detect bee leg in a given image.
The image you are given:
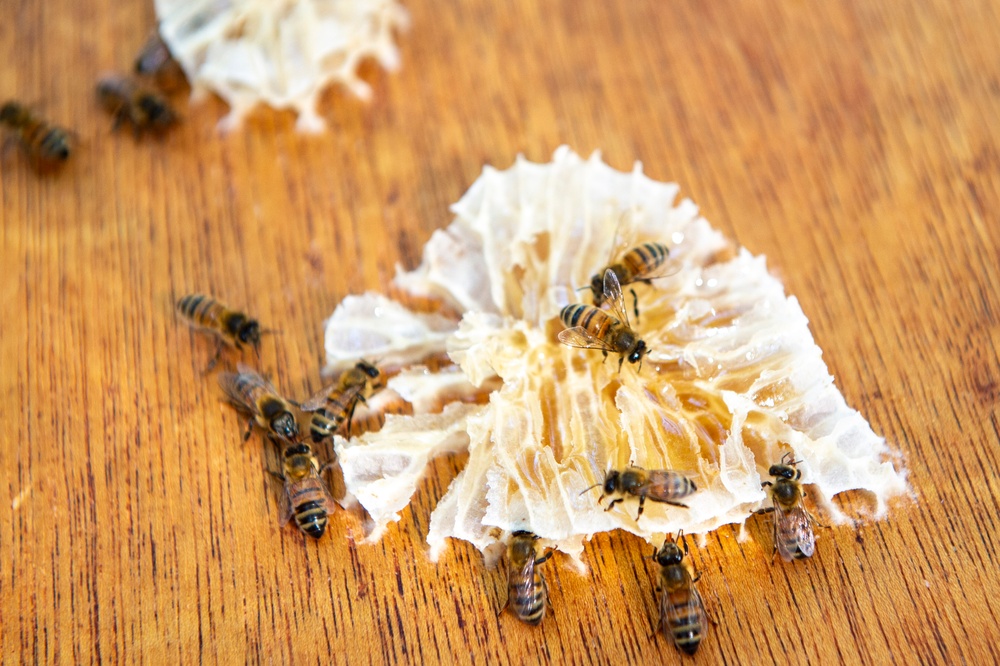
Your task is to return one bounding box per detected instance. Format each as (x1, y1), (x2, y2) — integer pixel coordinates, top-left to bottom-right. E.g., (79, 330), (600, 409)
(761, 481), (773, 488)
(630, 288), (640, 323)
(241, 417), (255, 445)
(601, 350), (608, 364)
(635, 495), (646, 520)
(202, 339), (224, 375)
(755, 507), (775, 515)
(617, 355), (625, 373)
(662, 501), (689, 509)
(534, 551), (552, 566)
(605, 498), (623, 512)
(319, 458), (339, 474)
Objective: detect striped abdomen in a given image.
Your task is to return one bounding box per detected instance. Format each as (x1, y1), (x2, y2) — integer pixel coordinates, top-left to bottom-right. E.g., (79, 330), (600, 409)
(660, 569), (706, 655)
(177, 293), (227, 334)
(287, 477), (332, 539)
(560, 303), (617, 338)
(645, 470), (697, 502)
(621, 242), (669, 280)
(509, 566), (546, 625)
(307, 385), (364, 441)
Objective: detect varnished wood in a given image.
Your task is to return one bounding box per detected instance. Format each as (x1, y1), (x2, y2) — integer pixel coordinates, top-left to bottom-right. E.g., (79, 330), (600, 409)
(2, 0), (998, 663)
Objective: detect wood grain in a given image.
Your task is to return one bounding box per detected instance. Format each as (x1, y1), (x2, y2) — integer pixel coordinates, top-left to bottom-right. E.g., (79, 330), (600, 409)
(2, 0), (999, 663)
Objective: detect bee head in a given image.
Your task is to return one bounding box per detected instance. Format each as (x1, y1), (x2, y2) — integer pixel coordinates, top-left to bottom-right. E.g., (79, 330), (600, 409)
(768, 464), (798, 480)
(239, 320), (262, 347)
(654, 541), (683, 566)
(0, 102), (21, 123)
(272, 414), (299, 441)
(628, 340), (648, 365)
(139, 94), (176, 127)
(589, 273), (605, 303)
(603, 470), (620, 495)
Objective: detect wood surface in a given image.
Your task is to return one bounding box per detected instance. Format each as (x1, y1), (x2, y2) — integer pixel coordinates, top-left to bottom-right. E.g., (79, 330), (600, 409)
(2, 0), (999, 663)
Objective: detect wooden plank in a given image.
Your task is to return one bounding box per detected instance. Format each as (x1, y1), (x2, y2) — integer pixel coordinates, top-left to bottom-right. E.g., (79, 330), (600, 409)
(2, 0), (998, 663)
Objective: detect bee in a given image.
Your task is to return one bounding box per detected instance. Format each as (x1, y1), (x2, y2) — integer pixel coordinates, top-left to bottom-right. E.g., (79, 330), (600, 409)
(134, 33), (186, 92)
(0, 101), (72, 171)
(758, 452), (818, 562)
(589, 242), (670, 320)
(559, 269), (650, 372)
(581, 467), (696, 520)
(176, 293), (262, 371)
(500, 531), (551, 625)
(653, 532), (707, 655)
(96, 74), (178, 135)
(217, 365), (299, 443)
(300, 361), (386, 442)
(270, 440), (337, 539)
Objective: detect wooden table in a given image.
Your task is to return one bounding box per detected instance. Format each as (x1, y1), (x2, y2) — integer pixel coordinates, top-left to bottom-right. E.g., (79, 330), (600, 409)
(2, 0), (998, 663)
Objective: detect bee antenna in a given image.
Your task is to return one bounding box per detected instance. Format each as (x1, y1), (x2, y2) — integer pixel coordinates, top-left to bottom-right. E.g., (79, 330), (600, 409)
(575, 285), (591, 292)
(579, 482), (603, 496)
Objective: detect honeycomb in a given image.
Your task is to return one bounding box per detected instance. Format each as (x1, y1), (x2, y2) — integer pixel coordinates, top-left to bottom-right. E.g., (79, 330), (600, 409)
(324, 146), (907, 562)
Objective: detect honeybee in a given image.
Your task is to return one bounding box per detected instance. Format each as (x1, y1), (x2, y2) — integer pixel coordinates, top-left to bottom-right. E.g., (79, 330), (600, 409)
(134, 33), (186, 92)
(0, 101), (72, 171)
(589, 242), (670, 320)
(559, 269), (649, 371)
(758, 452), (818, 562)
(300, 361), (386, 442)
(581, 467), (696, 520)
(653, 532), (707, 655)
(270, 440), (337, 539)
(96, 74), (178, 134)
(176, 293), (262, 371)
(217, 365), (299, 443)
(500, 531), (551, 625)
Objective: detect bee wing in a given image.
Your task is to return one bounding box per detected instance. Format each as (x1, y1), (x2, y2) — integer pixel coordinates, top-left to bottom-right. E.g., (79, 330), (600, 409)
(557, 326), (619, 353)
(512, 553), (538, 604)
(299, 384), (335, 412)
(601, 269), (631, 327)
(217, 371), (258, 415)
(645, 470), (696, 502)
(604, 210), (634, 266)
(659, 575), (707, 639)
(773, 502), (816, 561)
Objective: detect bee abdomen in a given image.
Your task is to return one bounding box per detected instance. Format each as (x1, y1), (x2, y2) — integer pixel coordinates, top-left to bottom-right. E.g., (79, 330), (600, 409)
(309, 409), (340, 442)
(177, 293), (224, 328)
(511, 575), (547, 625)
(293, 499), (329, 539)
(623, 242), (670, 276)
(560, 304), (610, 333)
(665, 598), (704, 654)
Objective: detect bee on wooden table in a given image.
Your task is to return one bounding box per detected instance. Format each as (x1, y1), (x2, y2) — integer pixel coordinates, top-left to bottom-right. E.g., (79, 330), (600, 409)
(218, 364), (299, 444)
(96, 73), (178, 135)
(589, 241), (670, 321)
(134, 33), (186, 92)
(758, 452), (820, 562)
(270, 439), (337, 539)
(559, 269), (650, 372)
(0, 101), (73, 172)
(176, 293), (262, 371)
(500, 531), (551, 625)
(581, 467), (696, 520)
(653, 532), (707, 655)
(300, 361), (386, 442)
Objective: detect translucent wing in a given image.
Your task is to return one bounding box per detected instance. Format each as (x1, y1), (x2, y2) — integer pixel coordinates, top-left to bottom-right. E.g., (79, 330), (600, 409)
(299, 384), (336, 412)
(512, 554), (538, 609)
(773, 501), (816, 561)
(645, 470), (697, 502)
(660, 573), (707, 648)
(602, 269), (631, 327)
(558, 325), (619, 353)
(217, 370), (259, 416)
